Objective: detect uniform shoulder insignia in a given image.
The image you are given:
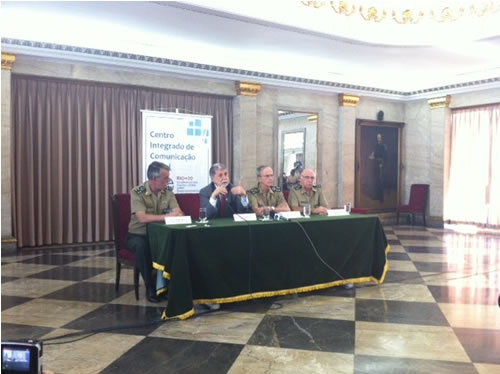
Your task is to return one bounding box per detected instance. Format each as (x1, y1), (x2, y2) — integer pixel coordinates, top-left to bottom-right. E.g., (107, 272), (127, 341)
(293, 184), (302, 190)
(271, 186), (282, 192)
(248, 187), (259, 195)
(313, 184), (322, 188)
(134, 185), (146, 194)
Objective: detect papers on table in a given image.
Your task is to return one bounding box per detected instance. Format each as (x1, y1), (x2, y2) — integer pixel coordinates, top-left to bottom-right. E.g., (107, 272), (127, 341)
(164, 216), (192, 225)
(327, 209), (350, 217)
(233, 213), (257, 222)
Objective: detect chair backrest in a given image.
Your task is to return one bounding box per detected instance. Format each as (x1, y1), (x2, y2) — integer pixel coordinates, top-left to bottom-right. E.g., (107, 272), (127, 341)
(176, 193), (201, 219)
(111, 193), (131, 251)
(283, 190), (290, 203)
(408, 184), (429, 211)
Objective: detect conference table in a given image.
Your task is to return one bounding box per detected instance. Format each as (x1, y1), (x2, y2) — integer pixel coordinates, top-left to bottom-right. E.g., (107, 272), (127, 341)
(149, 214), (390, 320)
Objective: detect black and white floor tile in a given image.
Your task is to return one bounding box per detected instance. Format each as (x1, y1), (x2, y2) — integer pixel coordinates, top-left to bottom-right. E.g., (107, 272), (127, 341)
(2, 225), (499, 374)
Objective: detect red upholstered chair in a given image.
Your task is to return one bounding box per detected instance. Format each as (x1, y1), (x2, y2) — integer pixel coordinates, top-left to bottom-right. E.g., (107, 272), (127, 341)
(283, 190), (290, 203)
(350, 207), (369, 214)
(175, 193), (201, 219)
(396, 184), (430, 226)
(111, 193), (139, 300)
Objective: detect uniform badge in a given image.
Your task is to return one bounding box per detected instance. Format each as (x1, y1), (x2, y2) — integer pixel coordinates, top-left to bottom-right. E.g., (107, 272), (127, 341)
(249, 187), (259, 195)
(134, 185), (146, 194)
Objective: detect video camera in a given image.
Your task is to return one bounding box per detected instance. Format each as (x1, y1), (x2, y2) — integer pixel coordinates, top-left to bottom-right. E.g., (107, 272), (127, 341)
(1, 340), (43, 374)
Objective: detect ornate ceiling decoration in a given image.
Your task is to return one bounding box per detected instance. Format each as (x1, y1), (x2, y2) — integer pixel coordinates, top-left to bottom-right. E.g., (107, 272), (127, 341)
(302, 1), (500, 24)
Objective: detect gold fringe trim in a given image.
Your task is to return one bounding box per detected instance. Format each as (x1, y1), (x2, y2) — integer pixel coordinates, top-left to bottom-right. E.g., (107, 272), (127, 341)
(162, 308), (195, 320)
(158, 244), (391, 319)
(153, 261), (171, 280)
(193, 244), (391, 305)
(156, 287), (167, 297)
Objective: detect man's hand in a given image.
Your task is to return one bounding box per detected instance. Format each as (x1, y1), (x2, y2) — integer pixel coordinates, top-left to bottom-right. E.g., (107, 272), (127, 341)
(314, 206), (329, 215)
(211, 185), (228, 200)
(230, 185), (246, 197)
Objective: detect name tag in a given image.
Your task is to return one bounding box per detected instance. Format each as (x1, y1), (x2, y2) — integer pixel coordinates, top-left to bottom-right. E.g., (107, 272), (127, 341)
(233, 213), (257, 222)
(327, 209), (349, 216)
(280, 211), (302, 219)
(164, 216), (192, 225)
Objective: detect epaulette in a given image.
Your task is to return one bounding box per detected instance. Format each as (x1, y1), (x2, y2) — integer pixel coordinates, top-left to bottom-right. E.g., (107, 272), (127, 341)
(313, 184), (322, 189)
(248, 187), (259, 195)
(271, 186), (281, 192)
(134, 185), (147, 195)
(293, 184), (302, 190)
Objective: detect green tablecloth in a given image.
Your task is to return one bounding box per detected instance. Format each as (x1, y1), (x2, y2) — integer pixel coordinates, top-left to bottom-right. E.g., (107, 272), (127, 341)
(149, 214), (389, 319)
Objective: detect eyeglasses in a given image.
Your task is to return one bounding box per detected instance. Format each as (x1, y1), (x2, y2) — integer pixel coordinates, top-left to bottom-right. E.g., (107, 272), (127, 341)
(261, 174), (274, 178)
(302, 176), (315, 180)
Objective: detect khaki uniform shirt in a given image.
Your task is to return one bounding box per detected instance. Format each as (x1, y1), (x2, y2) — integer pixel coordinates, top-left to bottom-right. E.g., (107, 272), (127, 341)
(288, 184), (328, 210)
(248, 183), (285, 209)
(128, 181), (179, 235)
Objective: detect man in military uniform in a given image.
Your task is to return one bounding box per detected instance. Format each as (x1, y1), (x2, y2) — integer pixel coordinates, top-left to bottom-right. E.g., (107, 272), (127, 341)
(126, 161), (183, 303)
(288, 168), (328, 215)
(248, 165), (290, 216)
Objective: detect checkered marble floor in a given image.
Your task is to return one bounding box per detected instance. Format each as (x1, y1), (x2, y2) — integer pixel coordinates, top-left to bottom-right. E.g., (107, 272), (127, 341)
(2, 225), (500, 374)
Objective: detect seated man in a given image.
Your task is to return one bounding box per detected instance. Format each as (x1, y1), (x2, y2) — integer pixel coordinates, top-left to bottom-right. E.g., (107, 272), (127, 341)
(248, 165), (290, 217)
(126, 161), (183, 303)
(288, 168), (328, 215)
(199, 162), (250, 219)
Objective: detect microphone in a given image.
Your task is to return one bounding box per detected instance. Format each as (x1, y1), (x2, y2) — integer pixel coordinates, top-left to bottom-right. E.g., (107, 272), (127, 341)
(274, 213), (289, 221)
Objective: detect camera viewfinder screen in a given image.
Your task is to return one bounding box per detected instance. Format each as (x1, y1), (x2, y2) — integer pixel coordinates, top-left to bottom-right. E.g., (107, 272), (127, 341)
(2, 346), (31, 371)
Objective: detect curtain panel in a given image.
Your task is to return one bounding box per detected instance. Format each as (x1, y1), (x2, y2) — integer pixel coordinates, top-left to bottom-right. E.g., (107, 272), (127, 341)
(445, 104), (500, 227)
(12, 75), (233, 247)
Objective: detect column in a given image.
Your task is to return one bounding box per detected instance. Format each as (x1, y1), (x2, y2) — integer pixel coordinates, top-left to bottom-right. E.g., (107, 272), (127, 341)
(1, 53), (16, 240)
(337, 93), (360, 207)
(427, 95), (451, 223)
(233, 82), (261, 186)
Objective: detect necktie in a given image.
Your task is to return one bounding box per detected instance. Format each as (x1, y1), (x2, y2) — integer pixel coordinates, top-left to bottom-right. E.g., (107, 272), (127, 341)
(219, 195), (226, 218)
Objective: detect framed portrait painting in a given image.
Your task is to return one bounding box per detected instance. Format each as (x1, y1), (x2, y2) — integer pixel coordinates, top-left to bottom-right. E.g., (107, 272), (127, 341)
(355, 119), (404, 212)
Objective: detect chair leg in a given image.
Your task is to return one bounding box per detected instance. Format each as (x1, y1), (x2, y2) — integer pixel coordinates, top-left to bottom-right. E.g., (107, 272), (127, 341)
(134, 267), (140, 300)
(115, 261), (121, 292)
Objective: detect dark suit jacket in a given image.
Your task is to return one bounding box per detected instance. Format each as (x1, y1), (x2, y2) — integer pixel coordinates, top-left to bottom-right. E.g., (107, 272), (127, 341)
(199, 182), (250, 219)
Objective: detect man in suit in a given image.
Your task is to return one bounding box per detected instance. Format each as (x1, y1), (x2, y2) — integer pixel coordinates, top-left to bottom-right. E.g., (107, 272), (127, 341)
(199, 163), (250, 219)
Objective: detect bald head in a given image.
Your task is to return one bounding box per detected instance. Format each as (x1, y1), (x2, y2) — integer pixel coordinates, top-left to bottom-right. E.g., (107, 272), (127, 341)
(300, 169), (316, 190)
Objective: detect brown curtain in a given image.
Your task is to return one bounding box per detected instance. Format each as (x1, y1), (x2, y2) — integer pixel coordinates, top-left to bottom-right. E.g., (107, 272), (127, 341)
(12, 74), (233, 247)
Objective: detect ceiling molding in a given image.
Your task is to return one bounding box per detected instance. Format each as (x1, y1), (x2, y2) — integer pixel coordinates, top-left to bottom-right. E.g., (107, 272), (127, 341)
(3, 38), (500, 101)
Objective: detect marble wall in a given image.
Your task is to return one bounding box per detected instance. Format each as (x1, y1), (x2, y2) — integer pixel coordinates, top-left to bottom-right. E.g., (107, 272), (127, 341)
(2, 54), (500, 239)
(256, 87), (338, 205)
(1, 68), (12, 238)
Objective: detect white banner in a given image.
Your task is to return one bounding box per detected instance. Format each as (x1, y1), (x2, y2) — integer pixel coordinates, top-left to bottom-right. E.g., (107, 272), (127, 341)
(142, 110), (212, 193)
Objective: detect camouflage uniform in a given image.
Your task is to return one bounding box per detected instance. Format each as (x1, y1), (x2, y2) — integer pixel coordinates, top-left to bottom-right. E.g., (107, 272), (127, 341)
(287, 184), (328, 210)
(248, 183), (286, 210)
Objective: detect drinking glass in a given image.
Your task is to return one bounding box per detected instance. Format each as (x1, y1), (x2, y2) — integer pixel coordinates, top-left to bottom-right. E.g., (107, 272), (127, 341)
(199, 208), (207, 223)
(344, 202), (351, 214)
(262, 206), (271, 221)
(303, 204), (311, 217)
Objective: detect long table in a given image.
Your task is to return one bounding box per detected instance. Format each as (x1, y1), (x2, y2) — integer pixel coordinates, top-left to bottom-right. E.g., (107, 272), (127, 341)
(149, 214), (390, 320)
